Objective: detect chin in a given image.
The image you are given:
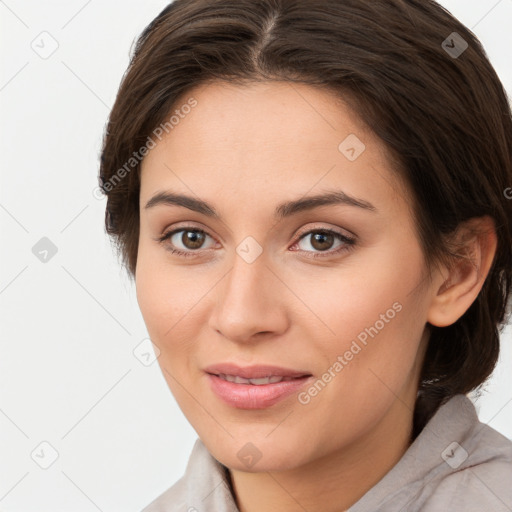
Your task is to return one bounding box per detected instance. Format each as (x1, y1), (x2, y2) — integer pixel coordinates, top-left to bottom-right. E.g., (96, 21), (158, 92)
(200, 429), (315, 473)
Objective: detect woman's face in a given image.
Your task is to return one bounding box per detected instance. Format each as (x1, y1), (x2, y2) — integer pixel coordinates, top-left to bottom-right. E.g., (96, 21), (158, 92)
(136, 81), (438, 471)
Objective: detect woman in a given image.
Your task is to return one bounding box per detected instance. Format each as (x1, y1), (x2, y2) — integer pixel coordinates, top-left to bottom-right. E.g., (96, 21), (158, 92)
(98, 0), (512, 510)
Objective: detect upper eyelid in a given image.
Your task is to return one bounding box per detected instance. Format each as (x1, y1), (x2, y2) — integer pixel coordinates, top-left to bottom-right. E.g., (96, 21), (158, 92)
(295, 224), (355, 240)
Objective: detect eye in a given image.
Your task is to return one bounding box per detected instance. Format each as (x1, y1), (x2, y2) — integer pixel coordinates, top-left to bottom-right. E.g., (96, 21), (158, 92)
(156, 225), (356, 259)
(292, 228), (356, 259)
(156, 227), (216, 258)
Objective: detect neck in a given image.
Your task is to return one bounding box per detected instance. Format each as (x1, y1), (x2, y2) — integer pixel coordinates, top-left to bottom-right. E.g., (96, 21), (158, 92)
(228, 395), (415, 512)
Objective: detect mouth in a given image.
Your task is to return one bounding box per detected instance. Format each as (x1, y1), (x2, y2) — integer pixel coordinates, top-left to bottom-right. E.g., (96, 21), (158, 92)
(210, 373), (307, 385)
(204, 362), (312, 380)
(204, 363), (314, 409)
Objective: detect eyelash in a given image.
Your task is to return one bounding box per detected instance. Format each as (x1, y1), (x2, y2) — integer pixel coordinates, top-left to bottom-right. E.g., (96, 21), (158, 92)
(156, 226), (356, 260)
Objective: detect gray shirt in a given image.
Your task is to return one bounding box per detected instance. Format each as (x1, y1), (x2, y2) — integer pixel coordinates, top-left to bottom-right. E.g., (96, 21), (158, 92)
(142, 394), (512, 511)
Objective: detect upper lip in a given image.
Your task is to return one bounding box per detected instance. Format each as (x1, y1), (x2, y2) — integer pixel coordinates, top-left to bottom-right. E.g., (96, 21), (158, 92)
(204, 363), (312, 379)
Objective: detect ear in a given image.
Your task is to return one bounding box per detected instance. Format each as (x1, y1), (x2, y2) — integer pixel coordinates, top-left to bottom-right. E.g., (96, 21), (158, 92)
(427, 216), (497, 327)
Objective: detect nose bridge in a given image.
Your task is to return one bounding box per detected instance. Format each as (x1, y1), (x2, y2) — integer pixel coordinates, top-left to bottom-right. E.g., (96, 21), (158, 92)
(209, 245), (285, 341)
(222, 247), (270, 318)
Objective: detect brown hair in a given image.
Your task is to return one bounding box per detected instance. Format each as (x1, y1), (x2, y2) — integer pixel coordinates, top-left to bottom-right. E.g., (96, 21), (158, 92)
(99, 0), (512, 438)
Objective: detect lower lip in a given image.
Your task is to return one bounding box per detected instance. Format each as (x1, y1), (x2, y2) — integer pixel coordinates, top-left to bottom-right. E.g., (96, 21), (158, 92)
(206, 373), (313, 409)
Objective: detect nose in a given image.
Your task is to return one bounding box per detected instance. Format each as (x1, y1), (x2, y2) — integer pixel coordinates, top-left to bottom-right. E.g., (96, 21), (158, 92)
(208, 249), (289, 344)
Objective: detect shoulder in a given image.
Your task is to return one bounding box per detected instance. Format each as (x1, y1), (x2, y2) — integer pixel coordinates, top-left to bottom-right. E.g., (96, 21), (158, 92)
(422, 424), (512, 511)
(141, 476), (189, 512)
(140, 438), (237, 512)
(423, 464), (512, 511)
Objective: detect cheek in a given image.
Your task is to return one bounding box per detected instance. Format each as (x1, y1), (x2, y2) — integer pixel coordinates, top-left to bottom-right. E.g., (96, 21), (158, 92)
(294, 275), (426, 445)
(135, 243), (213, 362)
(301, 242), (427, 387)
(288, 248), (423, 344)
(135, 257), (168, 336)
(135, 243), (186, 343)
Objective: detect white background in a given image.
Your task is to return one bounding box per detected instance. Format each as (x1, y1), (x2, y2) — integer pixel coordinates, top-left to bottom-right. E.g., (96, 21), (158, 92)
(1, 1), (511, 510)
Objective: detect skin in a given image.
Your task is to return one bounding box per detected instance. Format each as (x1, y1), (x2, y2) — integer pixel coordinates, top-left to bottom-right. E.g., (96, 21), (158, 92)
(136, 81), (497, 512)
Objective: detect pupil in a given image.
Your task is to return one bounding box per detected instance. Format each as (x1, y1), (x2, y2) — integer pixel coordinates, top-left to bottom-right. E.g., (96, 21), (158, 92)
(184, 231), (204, 249)
(312, 232), (333, 251)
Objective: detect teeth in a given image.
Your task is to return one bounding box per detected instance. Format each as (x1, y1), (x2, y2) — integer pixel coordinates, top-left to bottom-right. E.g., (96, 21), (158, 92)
(217, 374), (297, 385)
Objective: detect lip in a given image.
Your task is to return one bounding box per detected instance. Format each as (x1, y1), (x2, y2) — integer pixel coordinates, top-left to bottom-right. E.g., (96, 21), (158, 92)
(204, 363), (313, 409)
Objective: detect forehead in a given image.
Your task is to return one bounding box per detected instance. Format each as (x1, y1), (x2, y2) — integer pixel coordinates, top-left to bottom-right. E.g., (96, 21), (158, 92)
(140, 80), (408, 217)
(156, 80), (368, 155)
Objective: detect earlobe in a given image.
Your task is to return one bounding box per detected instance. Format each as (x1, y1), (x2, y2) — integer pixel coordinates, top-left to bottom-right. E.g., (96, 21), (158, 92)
(427, 216), (497, 328)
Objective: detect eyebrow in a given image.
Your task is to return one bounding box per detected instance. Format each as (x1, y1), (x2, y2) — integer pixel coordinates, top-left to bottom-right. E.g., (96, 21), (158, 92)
(144, 189), (377, 219)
